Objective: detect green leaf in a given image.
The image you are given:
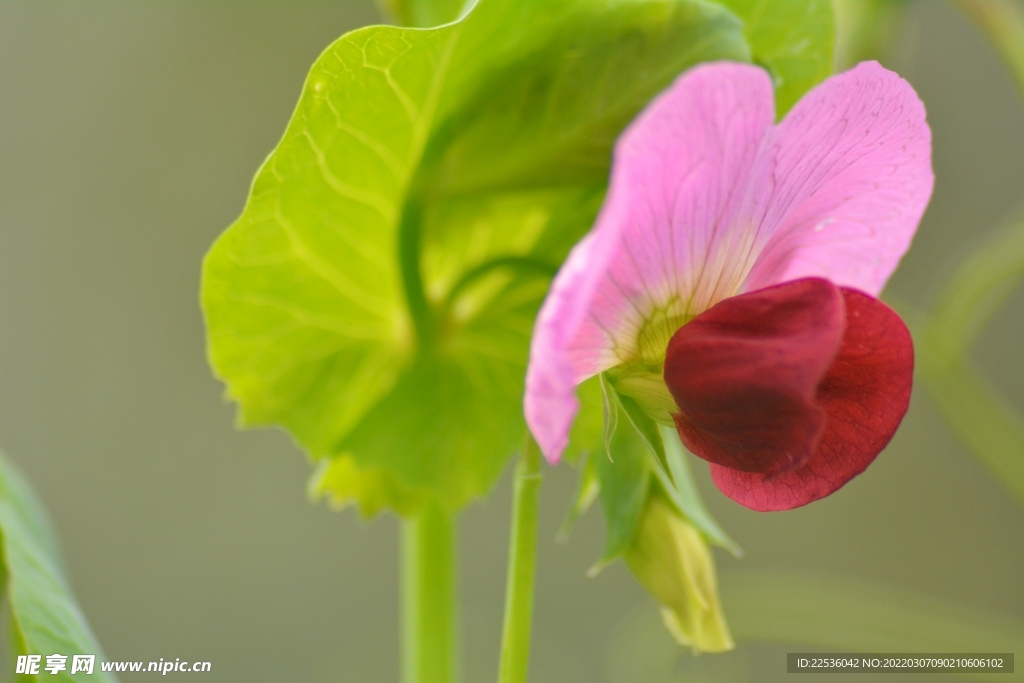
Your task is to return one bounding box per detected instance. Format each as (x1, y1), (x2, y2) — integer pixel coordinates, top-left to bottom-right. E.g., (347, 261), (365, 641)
(0, 452), (116, 683)
(915, 215), (1024, 508)
(715, 0), (834, 114)
(658, 425), (741, 556)
(723, 570), (1024, 676)
(202, 0), (750, 514)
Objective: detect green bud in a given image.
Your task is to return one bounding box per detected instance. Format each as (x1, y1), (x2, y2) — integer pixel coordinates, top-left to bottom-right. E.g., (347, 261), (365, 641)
(625, 495), (734, 653)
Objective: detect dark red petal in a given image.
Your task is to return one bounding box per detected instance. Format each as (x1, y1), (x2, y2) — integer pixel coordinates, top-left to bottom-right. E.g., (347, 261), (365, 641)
(710, 287), (914, 511)
(665, 278), (846, 476)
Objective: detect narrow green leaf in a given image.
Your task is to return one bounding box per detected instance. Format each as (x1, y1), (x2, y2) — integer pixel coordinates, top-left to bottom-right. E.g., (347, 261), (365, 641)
(723, 570), (1024, 680)
(658, 425), (741, 556)
(557, 452), (599, 543)
(715, 0), (835, 114)
(916, 215), (1024, 508)
(592, 389), (651, 573)
(202, 0), (750, 514)
(0, 452), (116, 683)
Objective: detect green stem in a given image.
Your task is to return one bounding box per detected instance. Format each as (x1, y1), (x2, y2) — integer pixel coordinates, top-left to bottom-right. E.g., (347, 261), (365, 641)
(399, 198), (436, 354)
(953, 0), (1024, 99)
(402, 502), (459, 683)
(443, 256), (557, 311)
(497, 437), (543, 683)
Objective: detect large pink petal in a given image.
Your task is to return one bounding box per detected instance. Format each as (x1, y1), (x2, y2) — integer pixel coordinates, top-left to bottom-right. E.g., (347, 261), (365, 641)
(525, 232), (617, 462)
(744, 61), (933, 296)
(525, 62), (777, 463)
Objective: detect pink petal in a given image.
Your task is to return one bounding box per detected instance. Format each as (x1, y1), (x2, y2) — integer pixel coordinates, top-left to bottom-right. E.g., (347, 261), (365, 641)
(525, 233), (615, 462)
(743, 61), (934, 296)
(525, 62), (777, 463)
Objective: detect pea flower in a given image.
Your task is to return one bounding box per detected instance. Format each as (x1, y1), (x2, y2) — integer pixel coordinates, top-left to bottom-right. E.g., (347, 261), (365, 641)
(525, 61), (932, 511)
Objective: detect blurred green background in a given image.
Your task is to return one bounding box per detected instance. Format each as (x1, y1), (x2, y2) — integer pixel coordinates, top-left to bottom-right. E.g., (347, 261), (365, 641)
(0, 1), (1021, 681)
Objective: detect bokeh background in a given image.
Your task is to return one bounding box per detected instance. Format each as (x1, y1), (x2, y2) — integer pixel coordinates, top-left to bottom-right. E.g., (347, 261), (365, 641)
(1, 1), (1022, 681)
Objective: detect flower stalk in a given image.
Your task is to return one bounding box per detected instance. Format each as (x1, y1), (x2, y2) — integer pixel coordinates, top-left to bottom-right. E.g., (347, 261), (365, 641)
(498, 437), (543, 683)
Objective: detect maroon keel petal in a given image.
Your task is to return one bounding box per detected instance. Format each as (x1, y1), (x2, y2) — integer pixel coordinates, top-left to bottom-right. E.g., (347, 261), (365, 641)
(709, 287), (914, 511)
(665, 278), (846, 476)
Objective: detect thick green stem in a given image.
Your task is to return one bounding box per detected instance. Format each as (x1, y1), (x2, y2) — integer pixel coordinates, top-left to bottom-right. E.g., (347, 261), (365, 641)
(402, 503), (458, 683)
(497, 438), (543, 683)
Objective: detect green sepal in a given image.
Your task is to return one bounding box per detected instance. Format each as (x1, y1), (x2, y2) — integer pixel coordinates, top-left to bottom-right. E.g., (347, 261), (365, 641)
(590, 387), (651, 575)
(616, 390), (670, 476)
(585, 381), (740, 570)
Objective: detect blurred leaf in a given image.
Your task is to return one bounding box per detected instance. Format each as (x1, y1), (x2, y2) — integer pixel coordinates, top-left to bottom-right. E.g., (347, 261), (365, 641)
(658, 425), (741, 556)
(919, 359), (1024, 507)
(954, 0), (1024, 100)
(378, 0), (468, 27)
(0, 452), (116, 683)
(833, 0), (910, 71)
(917, 216), (1024, 508)
(202, 0), (750, 514)
(723, 570), (1024, 680)
(715, 0), (834, 114)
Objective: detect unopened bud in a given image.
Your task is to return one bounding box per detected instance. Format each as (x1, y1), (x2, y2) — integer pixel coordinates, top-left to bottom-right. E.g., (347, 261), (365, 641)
(625, 495), (734, 653)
